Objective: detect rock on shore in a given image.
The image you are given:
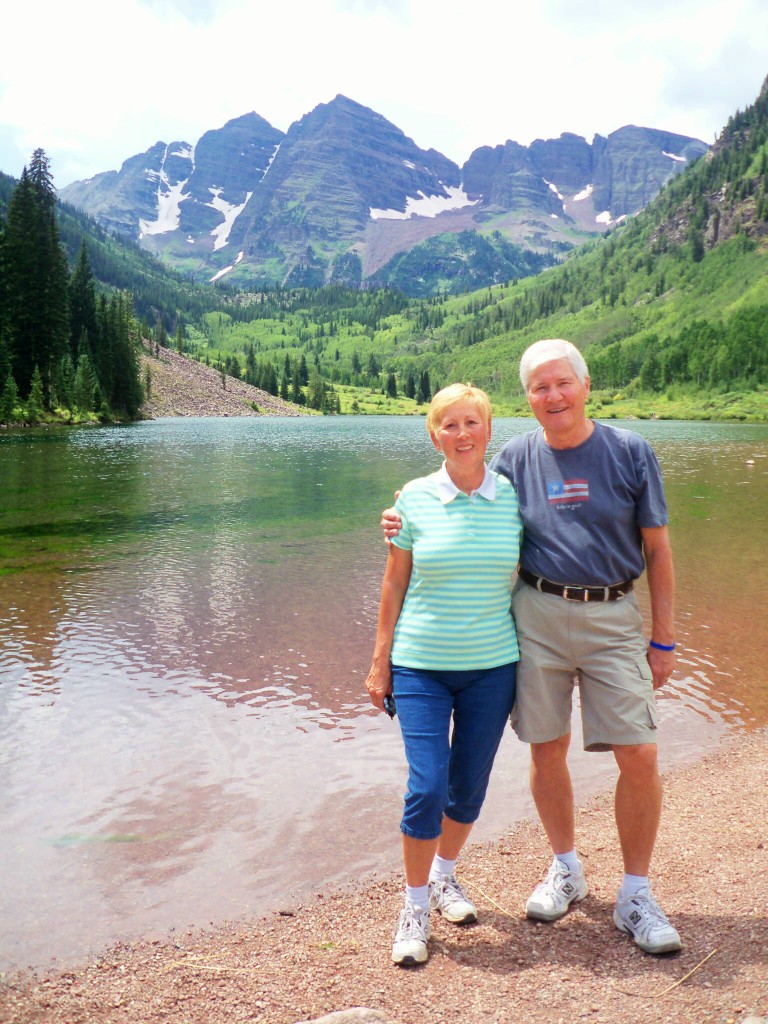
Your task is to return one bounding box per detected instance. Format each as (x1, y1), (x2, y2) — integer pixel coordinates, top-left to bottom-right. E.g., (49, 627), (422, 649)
(139, 343), (307, 419)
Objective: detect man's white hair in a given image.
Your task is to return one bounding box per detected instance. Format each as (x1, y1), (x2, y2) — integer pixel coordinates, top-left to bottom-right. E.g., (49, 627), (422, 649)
(519, 339), (589, 390)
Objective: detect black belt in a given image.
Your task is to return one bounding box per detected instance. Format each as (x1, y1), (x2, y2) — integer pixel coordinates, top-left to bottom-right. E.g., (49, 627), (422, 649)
(518, 566), (633, 602)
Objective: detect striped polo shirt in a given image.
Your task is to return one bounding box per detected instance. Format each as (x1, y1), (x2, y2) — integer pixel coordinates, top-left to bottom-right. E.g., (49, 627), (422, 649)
(391, 464), (521, 671)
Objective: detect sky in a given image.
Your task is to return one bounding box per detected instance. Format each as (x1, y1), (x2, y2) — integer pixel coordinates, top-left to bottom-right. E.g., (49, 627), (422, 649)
(1, 0), (767, 188)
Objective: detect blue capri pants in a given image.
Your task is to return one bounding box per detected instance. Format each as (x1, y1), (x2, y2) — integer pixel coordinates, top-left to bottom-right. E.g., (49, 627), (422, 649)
(392, 662), (517, 841)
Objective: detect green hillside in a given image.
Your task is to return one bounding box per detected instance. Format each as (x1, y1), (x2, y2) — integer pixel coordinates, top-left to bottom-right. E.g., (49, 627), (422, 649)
(369, 229), (562, 297)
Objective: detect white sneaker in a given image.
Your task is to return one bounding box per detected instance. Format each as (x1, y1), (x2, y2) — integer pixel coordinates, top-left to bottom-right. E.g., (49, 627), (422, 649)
(429, 874), (478, 924)
(614, 887), (682, 954)
(391, 904), (431, 966)
(526, 858), (589, 922)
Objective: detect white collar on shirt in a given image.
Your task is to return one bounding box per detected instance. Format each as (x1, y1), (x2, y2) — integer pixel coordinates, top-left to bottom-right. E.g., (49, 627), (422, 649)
(434, 463), (497, 504)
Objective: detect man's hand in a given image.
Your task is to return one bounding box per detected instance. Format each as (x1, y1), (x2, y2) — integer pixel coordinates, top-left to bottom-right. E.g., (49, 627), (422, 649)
(380, 490), (402, 545)
(381, 507), (401, 544)
(646, 645), (676, 690)
(641, 525), (676, 690)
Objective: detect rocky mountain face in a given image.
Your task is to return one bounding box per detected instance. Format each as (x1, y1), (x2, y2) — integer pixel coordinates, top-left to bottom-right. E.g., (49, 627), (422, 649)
(463, 127), (708, 229)
(59, 96), (707, 295)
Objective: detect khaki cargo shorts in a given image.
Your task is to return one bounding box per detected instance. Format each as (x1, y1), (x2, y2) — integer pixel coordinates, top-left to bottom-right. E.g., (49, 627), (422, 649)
(510, 579), (658, 752)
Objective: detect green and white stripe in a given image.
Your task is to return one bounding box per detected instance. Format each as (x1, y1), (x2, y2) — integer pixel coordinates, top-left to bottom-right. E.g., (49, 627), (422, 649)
(391, 470), (521, 670)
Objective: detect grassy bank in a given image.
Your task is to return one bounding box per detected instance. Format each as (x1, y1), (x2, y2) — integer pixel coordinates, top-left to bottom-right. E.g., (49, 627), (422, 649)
(5, 373), (767, 427)
(333, 383), (768, 423)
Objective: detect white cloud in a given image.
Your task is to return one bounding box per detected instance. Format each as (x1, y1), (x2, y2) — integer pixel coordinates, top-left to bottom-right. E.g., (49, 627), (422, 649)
(1, 0), (767, 188)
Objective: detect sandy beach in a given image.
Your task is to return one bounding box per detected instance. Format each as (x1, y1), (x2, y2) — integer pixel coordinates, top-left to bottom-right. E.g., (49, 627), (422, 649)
(2, 727), (766, 1024)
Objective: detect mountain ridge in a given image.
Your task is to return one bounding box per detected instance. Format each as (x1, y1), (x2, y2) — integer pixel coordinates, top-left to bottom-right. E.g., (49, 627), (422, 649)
(58, 95), (707, 295)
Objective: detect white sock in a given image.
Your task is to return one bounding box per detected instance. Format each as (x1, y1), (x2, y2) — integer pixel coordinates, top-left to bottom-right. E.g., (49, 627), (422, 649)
(554, 849), (581, 873)
(429, 854), (456, 881)
(405, 884), (430, 911)
(619, 873), (649, 899)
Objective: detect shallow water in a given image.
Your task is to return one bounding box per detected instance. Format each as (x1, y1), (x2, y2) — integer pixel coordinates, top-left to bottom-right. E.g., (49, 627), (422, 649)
(1, 416), (766, 970)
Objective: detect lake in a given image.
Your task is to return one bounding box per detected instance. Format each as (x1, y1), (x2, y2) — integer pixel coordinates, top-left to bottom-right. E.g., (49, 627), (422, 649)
(1, 415), (767, 971)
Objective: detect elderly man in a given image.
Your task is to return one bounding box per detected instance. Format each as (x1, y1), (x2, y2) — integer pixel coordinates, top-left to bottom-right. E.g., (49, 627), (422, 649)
(383, 338), (680, 955)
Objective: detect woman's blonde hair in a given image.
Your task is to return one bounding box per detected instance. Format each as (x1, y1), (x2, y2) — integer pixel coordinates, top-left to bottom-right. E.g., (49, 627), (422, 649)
(426, 383), (492, 434)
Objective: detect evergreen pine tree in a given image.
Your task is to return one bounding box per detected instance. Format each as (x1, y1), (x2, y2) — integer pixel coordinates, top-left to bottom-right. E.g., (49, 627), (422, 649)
(74, 352), (97, 412)
(291, 360), (305, 405)
(92, 293), (115, 403)
(307, 369), (326, 410)
(245, 344), (257, 385)
(2, 154), (70, 401)
(28, 149), (56, 212)
(51, 353), (75, 411)
(0, 337), (11, 387)
(25, 365), (45, 421)
(31, 155), (70, 397)
(2, 171), (40, 396)
(109, 293), (143, 417)
(0, 372), (19, 423)
(69, 240), (99, 362)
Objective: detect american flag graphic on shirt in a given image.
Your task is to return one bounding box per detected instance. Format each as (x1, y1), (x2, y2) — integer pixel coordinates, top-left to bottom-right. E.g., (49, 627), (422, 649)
(547, 479), (589, 504)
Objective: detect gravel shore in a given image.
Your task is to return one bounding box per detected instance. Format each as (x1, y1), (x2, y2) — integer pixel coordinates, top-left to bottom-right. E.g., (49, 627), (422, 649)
(2, 728), (766, 1024)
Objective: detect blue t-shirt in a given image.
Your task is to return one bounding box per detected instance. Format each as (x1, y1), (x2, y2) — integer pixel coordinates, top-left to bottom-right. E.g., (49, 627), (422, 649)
(391, 468), (521, 670)
(490, 421), (668, 586)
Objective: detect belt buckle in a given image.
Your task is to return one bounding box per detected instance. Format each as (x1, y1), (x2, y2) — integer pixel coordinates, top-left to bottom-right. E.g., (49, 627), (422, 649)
(563, 586), (588, 602)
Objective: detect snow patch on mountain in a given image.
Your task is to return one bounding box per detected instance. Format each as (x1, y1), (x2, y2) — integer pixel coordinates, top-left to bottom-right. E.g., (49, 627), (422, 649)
(261, 144), (281, 180)
(572, 184), (594, 202)
(370, 185), (479, 220)
(663, 150), (686, 163)
(208, 189), (253, 251)
(210, 251), (244, 282)
(139, 174), (189, 237)
(543, 178), (564, 201)
(171, 145), (195, 163)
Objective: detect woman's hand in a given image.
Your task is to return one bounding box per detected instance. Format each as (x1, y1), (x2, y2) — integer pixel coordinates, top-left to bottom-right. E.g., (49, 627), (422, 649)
(365, 661), (392, 711)
(367, 540), (411, 713)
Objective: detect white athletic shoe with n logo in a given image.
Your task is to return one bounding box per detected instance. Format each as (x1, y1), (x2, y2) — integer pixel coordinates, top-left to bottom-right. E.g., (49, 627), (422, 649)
(614, 887), (682, 954)
(525, 858), (589, 922)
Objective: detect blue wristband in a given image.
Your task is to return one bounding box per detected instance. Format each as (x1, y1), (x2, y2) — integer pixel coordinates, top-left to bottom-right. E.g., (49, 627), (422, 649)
(649, 639), (675, 651)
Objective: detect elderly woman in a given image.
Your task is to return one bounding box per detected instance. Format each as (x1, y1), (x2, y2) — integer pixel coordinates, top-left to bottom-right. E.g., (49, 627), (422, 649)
(365, 383), (522, 966)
